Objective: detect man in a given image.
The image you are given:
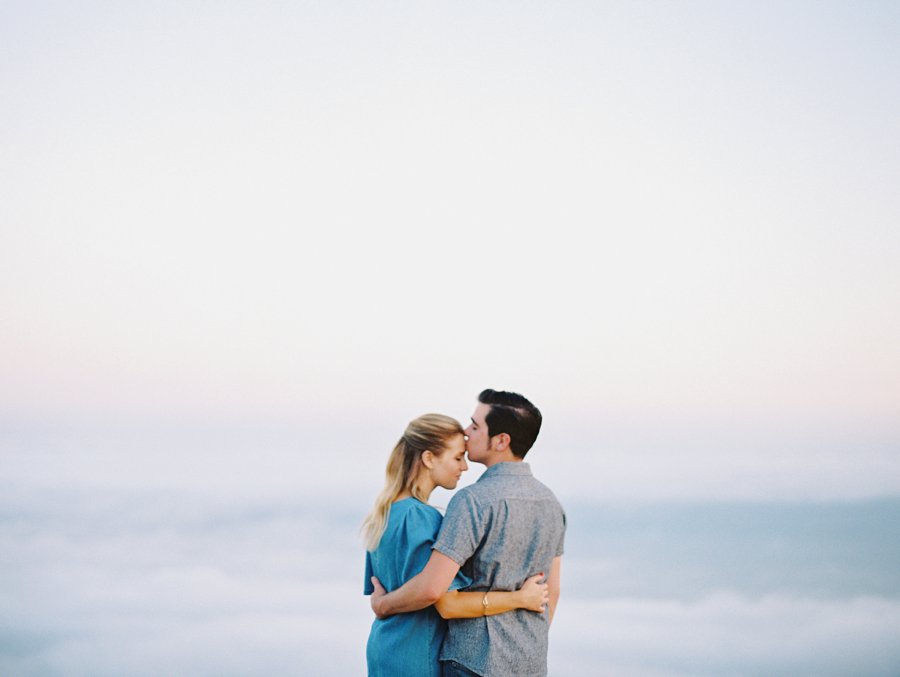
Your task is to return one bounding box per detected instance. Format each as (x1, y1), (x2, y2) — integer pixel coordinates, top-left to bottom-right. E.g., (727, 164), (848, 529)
(370, 389), (566, 677)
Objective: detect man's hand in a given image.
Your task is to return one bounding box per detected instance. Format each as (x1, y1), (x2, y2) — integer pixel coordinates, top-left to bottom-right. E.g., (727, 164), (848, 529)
(370, 576), (388, 619)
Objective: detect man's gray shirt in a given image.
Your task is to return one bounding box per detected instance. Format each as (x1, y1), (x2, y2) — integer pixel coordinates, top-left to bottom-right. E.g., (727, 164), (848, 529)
(434, 462), (566, 677)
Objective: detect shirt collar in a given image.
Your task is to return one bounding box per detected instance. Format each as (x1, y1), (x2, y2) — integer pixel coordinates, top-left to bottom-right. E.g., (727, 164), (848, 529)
(479, 461), (532, 479)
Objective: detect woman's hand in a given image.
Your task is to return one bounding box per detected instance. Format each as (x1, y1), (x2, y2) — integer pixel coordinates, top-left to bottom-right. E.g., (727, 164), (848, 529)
(517, 573), (550, 613)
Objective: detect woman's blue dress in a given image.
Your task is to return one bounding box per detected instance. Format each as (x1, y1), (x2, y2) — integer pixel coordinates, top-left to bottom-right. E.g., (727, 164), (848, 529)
(364, 498), (470, 677)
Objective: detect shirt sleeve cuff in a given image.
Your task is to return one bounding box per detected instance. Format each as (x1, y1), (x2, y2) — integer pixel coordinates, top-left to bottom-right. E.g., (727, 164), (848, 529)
(433, 542), (468, 567)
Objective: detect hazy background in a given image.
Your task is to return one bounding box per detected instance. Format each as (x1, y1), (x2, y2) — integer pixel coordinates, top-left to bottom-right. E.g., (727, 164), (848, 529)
(2, 1), (899, 675)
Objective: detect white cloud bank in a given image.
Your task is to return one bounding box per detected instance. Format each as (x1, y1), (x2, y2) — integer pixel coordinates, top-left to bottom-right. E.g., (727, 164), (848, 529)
(2, 487), (899, 676)
(550, 594), (900, 677)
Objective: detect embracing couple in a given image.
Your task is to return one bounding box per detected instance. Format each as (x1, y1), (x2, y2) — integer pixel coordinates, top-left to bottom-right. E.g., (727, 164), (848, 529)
(362, 389), (566, 677)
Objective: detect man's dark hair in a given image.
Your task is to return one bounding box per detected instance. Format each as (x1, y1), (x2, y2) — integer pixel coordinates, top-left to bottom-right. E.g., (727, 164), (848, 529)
(477, 388), (542, 458)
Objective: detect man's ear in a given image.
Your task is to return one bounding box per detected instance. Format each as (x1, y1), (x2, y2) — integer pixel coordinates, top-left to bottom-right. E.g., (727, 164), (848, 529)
(493, 433), (511, 452)
(421, 450), (435, 469)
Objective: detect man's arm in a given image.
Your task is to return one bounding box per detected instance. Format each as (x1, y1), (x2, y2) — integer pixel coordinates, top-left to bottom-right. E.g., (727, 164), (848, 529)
(370, 550), (460, 618)
(546, 556), (562, 625)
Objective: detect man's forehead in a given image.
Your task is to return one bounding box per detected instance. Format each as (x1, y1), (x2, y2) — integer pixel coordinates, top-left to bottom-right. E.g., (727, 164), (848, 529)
(472, 403), (491, 422)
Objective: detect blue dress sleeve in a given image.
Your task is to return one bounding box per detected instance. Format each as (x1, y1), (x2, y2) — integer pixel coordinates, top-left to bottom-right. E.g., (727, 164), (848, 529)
(363, 500), (470, 598)
(397, 503), (443, 583)
(403, 504), (471, 591)
(363, 551), (374, 595)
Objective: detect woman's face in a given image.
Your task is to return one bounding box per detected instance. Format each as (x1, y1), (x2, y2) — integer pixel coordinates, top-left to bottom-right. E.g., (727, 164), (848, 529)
(429, 433), (469, 490)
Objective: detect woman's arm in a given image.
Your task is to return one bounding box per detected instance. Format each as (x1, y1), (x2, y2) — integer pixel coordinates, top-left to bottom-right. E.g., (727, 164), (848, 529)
(433, 573), (549, 619)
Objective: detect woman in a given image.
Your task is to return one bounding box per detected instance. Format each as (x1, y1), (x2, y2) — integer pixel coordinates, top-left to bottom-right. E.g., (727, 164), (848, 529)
(361, 413), (548, 677)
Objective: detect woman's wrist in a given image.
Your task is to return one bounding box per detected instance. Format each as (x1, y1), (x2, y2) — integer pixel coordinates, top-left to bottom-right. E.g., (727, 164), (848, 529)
(512, 589), (524, 609)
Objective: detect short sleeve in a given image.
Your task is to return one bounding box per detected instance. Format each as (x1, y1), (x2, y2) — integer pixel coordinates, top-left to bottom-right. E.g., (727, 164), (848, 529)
(555, 509), (567, 557)
(433, 489), (484, 567)
(448, 569), (472, 591)
(363, 551), (374, 595)
(398, 503), (443, 583)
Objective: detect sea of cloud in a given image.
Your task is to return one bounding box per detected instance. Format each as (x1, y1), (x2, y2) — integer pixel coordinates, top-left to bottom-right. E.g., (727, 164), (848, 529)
(2, 417), (899, 674)
(550, 595), (900, 677)
(2, 482), (899, 676)
(0, 486), (371, 675)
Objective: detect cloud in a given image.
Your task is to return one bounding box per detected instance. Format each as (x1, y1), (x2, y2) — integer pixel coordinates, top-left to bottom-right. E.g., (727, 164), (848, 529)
(549, 594), (900, 677)
(0, 487), (371, 676)
(4, 412), (900, 504)
(3, 485), (900, 675)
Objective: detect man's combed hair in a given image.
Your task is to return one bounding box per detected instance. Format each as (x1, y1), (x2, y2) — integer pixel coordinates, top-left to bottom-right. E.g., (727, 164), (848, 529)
(478, 388), (542, 458)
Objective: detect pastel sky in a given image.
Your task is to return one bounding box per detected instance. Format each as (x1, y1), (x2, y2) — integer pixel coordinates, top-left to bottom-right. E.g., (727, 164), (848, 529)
(2, 1), (899, 501)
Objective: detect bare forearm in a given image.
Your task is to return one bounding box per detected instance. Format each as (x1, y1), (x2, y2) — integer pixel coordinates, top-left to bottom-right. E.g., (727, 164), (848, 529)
(435, 573), (549, 619)
(435, 590), (526, 619)
(375, 572), (443, 616)
(548, 590), (560, 624)
(547, 556), (563, 626)
(371, 550), (461, 618)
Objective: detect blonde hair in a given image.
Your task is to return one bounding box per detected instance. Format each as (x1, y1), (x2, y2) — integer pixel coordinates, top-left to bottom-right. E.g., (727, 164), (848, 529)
(361, 413), (464, 551)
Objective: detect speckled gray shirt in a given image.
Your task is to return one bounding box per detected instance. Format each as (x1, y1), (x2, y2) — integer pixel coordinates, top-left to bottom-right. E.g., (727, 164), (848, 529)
(434, 462), (566, 677)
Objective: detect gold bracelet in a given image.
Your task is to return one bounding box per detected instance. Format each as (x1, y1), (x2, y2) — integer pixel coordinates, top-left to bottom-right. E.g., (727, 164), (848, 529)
(481, 592), (489, 615)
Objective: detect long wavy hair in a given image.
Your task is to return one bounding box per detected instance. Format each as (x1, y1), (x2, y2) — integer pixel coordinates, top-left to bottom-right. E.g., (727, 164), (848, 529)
(361, 413), (464, 552)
